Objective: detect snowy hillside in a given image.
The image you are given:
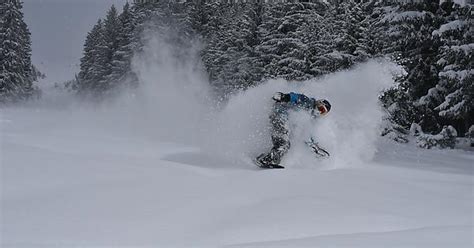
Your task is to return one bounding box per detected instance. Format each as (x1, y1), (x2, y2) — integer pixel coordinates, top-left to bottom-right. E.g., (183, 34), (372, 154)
(2, 115), (473, 247)
(2, 51), (473, 246)
(2, 106), (473, 247)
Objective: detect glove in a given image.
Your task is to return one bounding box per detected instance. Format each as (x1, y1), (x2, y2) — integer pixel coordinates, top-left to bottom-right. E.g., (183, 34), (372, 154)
(272, 92), (284, 102)
(272, 92), (290, 102)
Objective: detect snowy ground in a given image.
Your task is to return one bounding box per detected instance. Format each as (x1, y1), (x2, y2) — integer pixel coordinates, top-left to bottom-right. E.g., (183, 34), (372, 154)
(1, 34), (473, 246)
(1, 107), (473, 247)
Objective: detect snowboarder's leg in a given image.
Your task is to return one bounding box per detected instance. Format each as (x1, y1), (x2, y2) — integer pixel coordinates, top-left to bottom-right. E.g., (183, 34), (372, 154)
(257, 109), (290, 166)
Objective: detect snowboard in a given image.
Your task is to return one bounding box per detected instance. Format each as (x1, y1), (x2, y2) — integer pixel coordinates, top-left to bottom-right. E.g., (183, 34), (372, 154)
(254, 138), (329, 169)
(306, 137), (330, 158)
(254, 154), (285, 169)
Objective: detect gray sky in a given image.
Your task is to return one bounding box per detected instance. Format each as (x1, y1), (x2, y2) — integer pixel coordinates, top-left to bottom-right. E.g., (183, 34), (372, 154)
(23, 0), (128, 84)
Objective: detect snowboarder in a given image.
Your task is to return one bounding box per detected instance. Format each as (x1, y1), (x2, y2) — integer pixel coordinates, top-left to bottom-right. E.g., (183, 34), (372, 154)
(255, 92), (331, 168)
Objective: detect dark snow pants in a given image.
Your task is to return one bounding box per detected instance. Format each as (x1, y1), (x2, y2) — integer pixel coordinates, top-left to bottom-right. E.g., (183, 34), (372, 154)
(262, 103), (291, 165)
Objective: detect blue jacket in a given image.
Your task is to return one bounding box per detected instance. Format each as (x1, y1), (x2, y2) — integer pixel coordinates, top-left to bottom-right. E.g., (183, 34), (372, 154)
(274, 92), (317, 118)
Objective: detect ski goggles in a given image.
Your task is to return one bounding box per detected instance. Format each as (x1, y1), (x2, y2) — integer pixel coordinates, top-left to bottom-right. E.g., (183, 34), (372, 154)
(315, 102), (329, 116)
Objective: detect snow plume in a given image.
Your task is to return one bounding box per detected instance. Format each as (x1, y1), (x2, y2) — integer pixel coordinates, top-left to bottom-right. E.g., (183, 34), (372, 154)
(9, 27), (397, 170)
(295, 61), (397, 169)
(206, 61), (397, 169)
(117, 28), (214, 143)
(93, 28), (397, 169)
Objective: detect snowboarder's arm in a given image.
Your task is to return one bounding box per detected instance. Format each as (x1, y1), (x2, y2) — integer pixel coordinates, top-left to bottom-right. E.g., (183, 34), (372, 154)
(287, 92), (316, 111)
(273, 92), (316, 112)
(273, 92), (291, 102)
(274, 92), (331, 118)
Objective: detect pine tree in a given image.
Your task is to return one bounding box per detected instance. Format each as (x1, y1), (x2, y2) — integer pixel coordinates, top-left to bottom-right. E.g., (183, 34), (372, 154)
(271, 2), (314, 81)
(128, 0), (156, 56)
(230, 2), (265, 88)
(379, 1), (444, 134)
(99, 5), (120, 91)
(203, 2), (265, 95)
(159, 0), (196, 61)
(257, 3), (312, 81)
(69, 0), (470, 143)
(199, 2), (242, 94)
(77, 5), (121, 96)
(187, 0), (228, 39)
(302, 4), (337, 76)
(307, 1), (362, 74)
(77, 19), (106, 94)
(422, 3), (473, 135)
(109, 2), (137, 87)
(341, 1), (371, 61)
(365, 1), (394, 56)
(333, 1), (358, 68)
(0, 0), (35, 102)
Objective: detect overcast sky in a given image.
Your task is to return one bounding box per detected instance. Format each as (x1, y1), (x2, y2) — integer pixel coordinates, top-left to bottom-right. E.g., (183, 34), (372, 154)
(23, 0), (128, 84)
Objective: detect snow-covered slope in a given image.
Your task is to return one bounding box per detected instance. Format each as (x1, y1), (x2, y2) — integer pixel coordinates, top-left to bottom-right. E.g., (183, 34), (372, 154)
(1, 107), (473, 247)
(1, 33), (473, 247)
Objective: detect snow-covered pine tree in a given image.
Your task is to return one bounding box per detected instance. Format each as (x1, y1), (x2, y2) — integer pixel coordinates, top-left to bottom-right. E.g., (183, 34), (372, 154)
(130, 0), (183, 57)
(202, 2), (265, 96)
(411, 123), (458, 149)
(257, 2), (314, 81)
(77, 5), (121, 96)
(18, 5), (33, 87)
(302, 3), (338, 76)
(30, 64), (45, 82)
(109, 2), (138, 87)
(128, 0), (160, 59)
(309, 0), (369, 73)
(0, 0), (35, 102)
(158, 0), (196, 61)
(201, 2), (240, 95)
(365, 1), (394, 56)
(99, 5), (120, 92)
(256, 3), (286, 80)
(76, 0), (206, 96)
(228, 1), (265, 89)
(421, 3), (473, 135)
(379, 0), (444, 134)
(77, 19), (106, 94)
(186, 0), (225, 38)
(332, 1), (360, 69)
(345, 1), (371, 61)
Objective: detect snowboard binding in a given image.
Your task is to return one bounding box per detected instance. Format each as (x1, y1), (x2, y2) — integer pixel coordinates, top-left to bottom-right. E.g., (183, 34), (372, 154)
(254, 153), (285, 169)
(306, 137), (330, 158)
